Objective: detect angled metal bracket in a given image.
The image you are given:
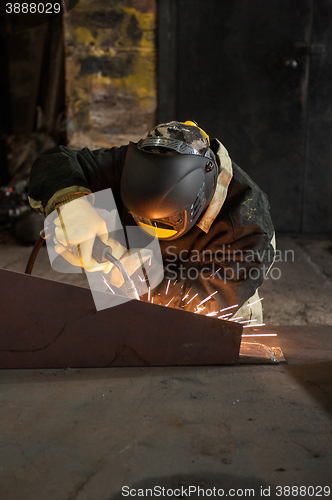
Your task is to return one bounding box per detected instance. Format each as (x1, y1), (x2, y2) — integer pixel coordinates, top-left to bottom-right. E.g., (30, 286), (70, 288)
(0, 269), (242, 369)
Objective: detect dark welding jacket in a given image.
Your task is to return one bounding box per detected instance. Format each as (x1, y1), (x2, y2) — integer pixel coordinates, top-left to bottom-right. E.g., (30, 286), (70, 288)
(28, 139), (275, 314)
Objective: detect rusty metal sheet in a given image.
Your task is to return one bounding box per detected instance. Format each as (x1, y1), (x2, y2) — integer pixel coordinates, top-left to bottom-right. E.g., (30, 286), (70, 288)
(0, 269), (242, 369)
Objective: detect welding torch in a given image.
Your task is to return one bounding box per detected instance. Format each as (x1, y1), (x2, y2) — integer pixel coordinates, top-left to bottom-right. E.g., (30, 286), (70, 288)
(92, 236), (140, 300)
(25, 229), (140, 301)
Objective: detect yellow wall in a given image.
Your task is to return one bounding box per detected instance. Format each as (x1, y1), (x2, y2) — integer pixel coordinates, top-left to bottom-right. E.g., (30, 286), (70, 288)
(63, 0), (157, 149)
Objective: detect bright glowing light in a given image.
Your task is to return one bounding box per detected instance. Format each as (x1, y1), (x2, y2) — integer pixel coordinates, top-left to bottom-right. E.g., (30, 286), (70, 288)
(182, 287), (192, 301)
(102, 276), (115, 294)
(247, 297), (264, 307)
(197, 291), (218, 307)
(242, 333), (277, 337)
(218, 312), (233, 319)
(165, 280), (170, 295)
(219, 304), (238, 312)
(209, 267), (221, 277)
(243, 323), (265, 328)
(186, 293), (198, 305)
(165, 296), (175, 307)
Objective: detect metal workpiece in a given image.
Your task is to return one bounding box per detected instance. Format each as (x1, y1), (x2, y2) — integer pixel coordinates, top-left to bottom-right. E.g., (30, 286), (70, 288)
(0, 269), (242, 369)
(239, 342), (286, 364)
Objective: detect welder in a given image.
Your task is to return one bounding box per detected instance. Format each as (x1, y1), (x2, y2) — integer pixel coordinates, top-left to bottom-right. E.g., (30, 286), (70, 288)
(28, 121), (275, 321)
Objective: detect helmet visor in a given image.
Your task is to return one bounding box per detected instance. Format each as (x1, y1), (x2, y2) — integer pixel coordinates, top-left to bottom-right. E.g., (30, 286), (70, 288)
(132, 210), (187, 239)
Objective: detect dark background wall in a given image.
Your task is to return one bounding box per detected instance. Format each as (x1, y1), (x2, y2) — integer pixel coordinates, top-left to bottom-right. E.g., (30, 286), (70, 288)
(0, 4), (67, 186)
(158, 0), (332, 233)
(1, 0), (157, 163)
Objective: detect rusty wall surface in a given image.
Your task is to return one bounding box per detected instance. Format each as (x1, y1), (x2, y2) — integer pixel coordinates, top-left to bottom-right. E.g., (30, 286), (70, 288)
(63, 0), (157, 149)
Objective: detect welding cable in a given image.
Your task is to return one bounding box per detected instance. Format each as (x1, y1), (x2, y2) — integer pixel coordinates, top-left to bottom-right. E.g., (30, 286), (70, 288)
(25, 229), (48, 274)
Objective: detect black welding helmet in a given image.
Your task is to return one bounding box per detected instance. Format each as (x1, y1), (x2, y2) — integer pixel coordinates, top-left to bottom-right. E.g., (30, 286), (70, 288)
(121, 121), (218, 240)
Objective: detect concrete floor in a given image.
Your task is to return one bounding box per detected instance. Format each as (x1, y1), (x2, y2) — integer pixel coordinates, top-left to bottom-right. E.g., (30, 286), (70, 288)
(0, 230), (332, 499)
(0, 327), (331, 499)
(260, 235), (332, 325)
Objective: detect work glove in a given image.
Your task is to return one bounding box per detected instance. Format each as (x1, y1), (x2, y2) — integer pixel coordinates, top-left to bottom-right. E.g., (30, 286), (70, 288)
(109, 248), (153, 288)
(53, 196), (126, 273)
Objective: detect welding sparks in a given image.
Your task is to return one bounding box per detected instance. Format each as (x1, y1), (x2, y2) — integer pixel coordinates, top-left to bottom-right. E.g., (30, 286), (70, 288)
(148, 257), (152, 266)
(247, 297), (264, 307)
(242, 333), (277, 337)
(186, 293), (198, 305)
(240, 319), (257, 324)
(197, 291), (218, 307)
(182, 287), (192, 302)
(219, 304), (238, 313)
(209, 267), (221, 277)
(165, 280), (170, 295)
(102, 276), (115, 294)
(148, 286), (151, 302)
(229, 316), (243, 322)
(165, 296), (175, 307)
(206, 311), (219, 317)
(218, 312), (233, 319)
(243, 323), (265, 328)
(194, 305), (206, 314)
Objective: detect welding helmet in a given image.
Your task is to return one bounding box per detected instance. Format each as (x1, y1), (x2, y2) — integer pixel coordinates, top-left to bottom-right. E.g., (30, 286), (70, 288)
(121, 121), (218, 240)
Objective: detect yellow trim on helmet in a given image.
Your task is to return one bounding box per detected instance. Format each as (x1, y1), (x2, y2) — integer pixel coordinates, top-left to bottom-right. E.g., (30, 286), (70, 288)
(183, 120), (210, 145)
(137, 221), (178, 239)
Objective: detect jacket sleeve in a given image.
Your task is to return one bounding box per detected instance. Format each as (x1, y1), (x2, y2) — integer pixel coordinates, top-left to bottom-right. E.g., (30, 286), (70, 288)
(149, 162), (275, 315)
(28, 144), (128, 216)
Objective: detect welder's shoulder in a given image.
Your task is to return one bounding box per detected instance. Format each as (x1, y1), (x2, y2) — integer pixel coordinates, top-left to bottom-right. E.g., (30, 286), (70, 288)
(226, 161), (271, 209)
(222, 161), (274, 236)
(76, 144), (130, 195)
(77, 143), (129, 171)
(28, 143), (130, 215)
(30, 142), (129, 192)
(231, 162), (265, 194)
(35, 143), (129, 169)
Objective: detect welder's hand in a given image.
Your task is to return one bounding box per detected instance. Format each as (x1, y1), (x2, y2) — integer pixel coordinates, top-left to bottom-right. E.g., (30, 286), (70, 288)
(109, 248), (153, 288)
(105, 235), (127, 261)
(53, 197), (113, 273)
